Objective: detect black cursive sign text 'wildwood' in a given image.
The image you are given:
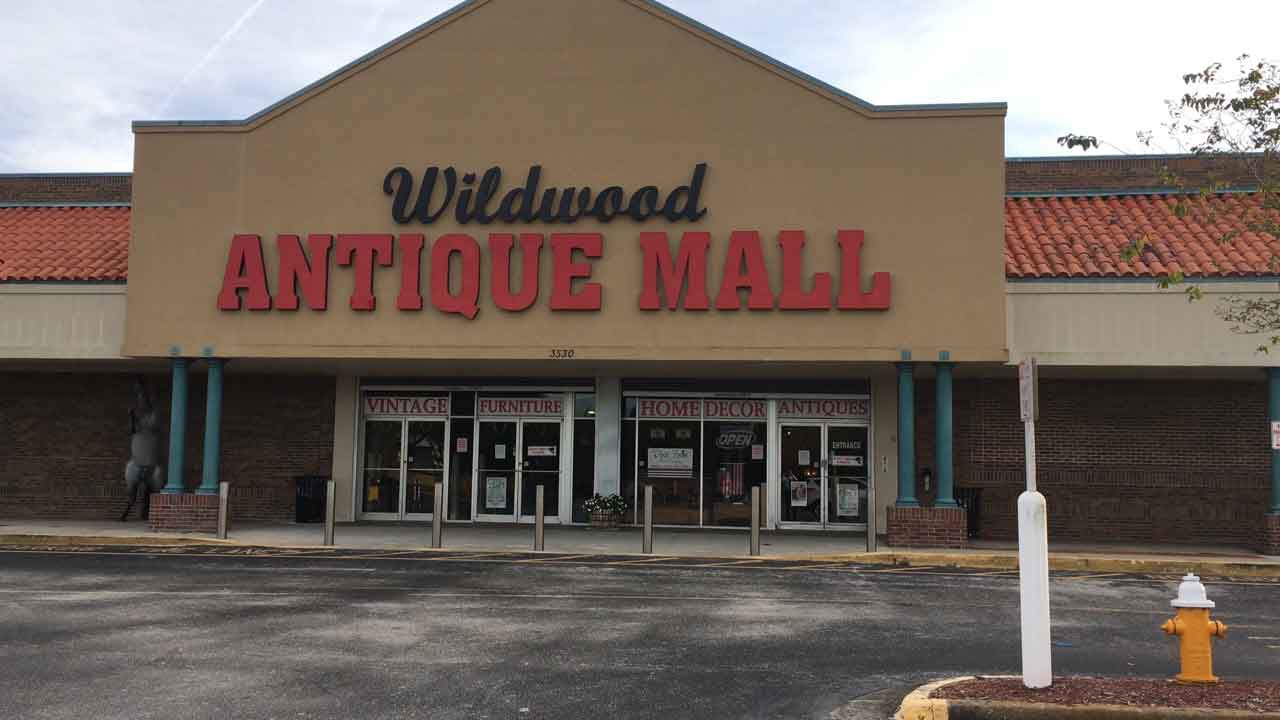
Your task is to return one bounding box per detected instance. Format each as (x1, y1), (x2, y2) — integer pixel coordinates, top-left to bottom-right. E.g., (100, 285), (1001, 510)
(383, 163), (707, 225)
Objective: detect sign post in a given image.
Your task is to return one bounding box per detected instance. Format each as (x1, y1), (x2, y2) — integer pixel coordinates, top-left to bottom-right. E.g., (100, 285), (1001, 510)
(1018, 357), (1052, 689)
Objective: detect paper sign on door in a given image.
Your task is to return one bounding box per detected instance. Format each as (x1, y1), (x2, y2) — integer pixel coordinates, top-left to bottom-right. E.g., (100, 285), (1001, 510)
(494, 444), (506, 460)
(485, 476), (507, 509)
(797, 450), (811, 465)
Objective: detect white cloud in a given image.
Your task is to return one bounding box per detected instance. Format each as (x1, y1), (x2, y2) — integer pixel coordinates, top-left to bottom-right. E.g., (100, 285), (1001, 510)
(3, 0), (1278, 172)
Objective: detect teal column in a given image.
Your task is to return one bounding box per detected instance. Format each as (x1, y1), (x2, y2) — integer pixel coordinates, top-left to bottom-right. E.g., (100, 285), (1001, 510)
(1270, 368), (1280, 514)
(164, 358), (189, 494)
(934, 361), (957, 507)
(896, 361), (918, 507)
(198, 358), (224, 494)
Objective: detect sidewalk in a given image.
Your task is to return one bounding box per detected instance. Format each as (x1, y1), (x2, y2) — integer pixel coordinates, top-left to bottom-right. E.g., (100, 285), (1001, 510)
(3, 518), (1277, 576)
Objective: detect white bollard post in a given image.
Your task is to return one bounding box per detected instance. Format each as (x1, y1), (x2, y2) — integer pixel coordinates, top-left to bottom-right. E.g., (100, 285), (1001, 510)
(1018, 358), (1052, 689)
(323, 479), (336, 547)
(749, 486), (761, 556)
(217, 481), (230, 540)
(431, 481), (444, 549)
(1018, 490), (1052, 687)
(642, 485), (654, 554)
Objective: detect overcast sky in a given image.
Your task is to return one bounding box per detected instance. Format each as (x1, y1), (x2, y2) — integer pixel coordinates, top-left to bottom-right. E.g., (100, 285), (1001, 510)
(3, 0), (1277, 173)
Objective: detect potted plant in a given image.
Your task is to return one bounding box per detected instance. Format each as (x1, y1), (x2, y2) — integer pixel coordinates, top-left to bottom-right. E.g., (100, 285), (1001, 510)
(582, 493), (628, 529)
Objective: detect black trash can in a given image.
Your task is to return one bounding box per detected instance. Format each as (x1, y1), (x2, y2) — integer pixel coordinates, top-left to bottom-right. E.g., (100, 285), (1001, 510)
(295, 474), (329, 523)
(955, 487), (982, 538)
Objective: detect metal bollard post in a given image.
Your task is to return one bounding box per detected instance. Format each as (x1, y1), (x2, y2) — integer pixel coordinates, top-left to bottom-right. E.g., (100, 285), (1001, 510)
(217, 481), (230, 540)
(865, 483), (877, 553)
(749, 485), (761, 556)
(323, 479), (336, 547)
(533, 484), (545, 551)
(642, 485), (654, 554)
(431, 481), (444, 549)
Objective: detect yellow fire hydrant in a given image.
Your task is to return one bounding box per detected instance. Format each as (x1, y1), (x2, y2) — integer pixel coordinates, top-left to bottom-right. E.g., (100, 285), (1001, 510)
(1161, 573), (1227, 684)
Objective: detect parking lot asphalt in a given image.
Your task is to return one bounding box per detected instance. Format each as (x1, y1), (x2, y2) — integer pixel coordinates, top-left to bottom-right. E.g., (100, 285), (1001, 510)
(1, 546), (1276, 719)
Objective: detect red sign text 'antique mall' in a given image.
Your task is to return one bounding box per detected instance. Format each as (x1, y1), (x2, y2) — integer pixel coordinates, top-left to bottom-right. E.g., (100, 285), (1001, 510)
(216, 230), (891, 317)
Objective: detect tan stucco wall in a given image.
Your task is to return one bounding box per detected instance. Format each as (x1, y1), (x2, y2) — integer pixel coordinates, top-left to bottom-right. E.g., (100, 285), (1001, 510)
(331, 373), (358, 522)
(871, 370), (899, 534)
(1008, 281), (1280, 366)
(127, 0), (1006, 364)
(0, 284), (126, 359)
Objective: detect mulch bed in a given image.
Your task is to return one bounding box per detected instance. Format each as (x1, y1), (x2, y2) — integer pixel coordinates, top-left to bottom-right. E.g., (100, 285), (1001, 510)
(933, 676), (1280, 713)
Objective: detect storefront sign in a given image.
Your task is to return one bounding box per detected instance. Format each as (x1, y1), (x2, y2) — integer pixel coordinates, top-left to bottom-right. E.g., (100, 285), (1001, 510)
(714, 428), (755, 450)
(703, 399), (766, 421)
(477, 397), (563, 417)
(363, 395), (449, 417)
(646, 447), (694, 478)
(215, 162), (892, 318)
(217, 228), (890, 317)
(637, 398), (701, 419)
(777, 398), (870, 420)
(383, 164), (708, 225)
(527, 446), (557, 457)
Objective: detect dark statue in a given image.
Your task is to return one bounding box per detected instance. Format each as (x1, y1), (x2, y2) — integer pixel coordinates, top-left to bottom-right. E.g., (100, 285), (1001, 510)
(120, 378), (166, 521)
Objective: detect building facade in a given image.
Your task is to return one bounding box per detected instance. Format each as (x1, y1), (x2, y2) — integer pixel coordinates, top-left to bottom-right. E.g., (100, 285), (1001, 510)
(1, 0), (1277, 552)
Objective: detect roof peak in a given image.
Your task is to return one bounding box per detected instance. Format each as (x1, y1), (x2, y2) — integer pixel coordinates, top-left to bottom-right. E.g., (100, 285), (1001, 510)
(132, 0), (1005, 133)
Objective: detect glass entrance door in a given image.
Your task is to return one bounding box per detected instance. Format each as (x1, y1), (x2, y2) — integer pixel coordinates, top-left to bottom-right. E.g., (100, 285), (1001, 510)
(779, 423), (871, 528)
(404, 420), (447, 519)
(780, 424), (823, 523)
(477, 421), (518, 520)
(362, 419), (403, 517)
(825, 425), (870, 527)
(519, 421), (561, 522)
(361, 418), (447, 520)
(475, 419), (562, 522)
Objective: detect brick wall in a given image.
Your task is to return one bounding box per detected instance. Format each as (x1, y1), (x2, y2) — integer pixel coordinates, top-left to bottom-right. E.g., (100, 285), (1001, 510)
(0, 371), (334, 522)
(149, 493), (218, 533)
(945, 377), (1270, 547)
(0, 174), (132, 203)
(887, 506), (967, 549)
(1261, 515), (1280, 555)
(1006, 155), (1257, 194)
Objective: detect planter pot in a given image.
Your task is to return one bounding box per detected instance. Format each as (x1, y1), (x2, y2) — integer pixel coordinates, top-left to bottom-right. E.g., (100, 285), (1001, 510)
(590, 511), (620, 529)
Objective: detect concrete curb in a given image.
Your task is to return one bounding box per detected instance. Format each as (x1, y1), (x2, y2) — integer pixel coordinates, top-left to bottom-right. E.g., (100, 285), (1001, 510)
(802, 552), (1280, 579)
(895, 678), (1280, 720)
(0, 533), (1275, 578)
(0, 534), (234, 547)
(895, 676), (972, 720)
(946, 699), (1280, 720)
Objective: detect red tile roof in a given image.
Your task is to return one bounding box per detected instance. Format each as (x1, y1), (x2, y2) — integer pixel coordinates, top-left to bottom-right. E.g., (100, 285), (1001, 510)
(1005, 193), (1280, 279)
(0, 206), (129, 281)
(1, 193), (1277, 283)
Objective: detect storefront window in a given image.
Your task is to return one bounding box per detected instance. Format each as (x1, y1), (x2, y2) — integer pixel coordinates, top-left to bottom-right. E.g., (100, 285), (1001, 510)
(572, 392), (595, 523)
(635, 397), (703, 525)
(621, 418), (637, 524)
(447, 420), (474, 520)
(447, 392), (475, 520)
(701, 420), (767, 526)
